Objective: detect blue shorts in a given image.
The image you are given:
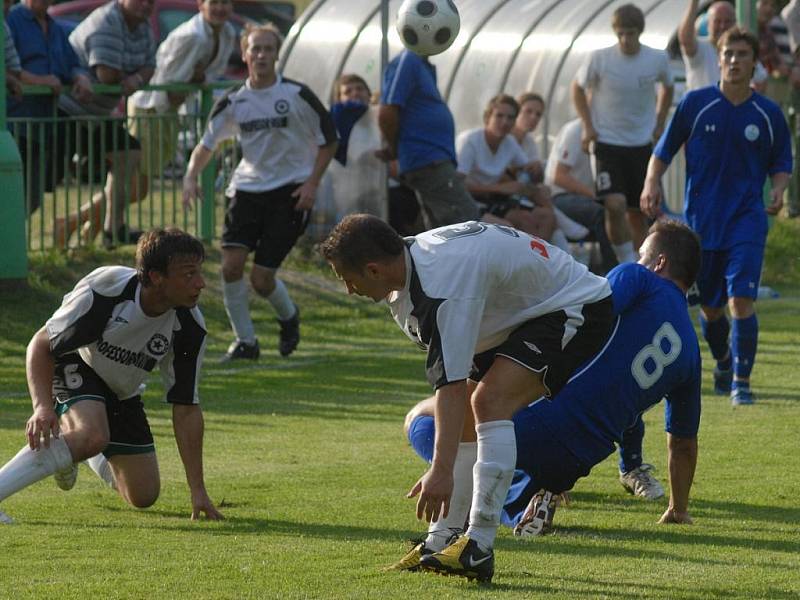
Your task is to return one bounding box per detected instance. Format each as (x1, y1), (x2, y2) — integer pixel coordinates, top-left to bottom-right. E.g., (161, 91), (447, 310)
(698, 243), (764, 308)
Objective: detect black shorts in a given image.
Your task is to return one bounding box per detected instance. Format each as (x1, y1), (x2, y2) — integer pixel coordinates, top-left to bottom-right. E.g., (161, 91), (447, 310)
(473, 193), (524, 219)
(594, 142), (651, 209)
(222, 185), (310, 269)
(52, 353), (154, 458)
(470, 296), (614, 398)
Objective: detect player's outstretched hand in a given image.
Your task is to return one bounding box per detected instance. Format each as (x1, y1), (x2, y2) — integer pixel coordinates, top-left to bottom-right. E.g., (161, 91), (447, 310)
(190, 489), (224, 521)
(766, 187), (785, 216)
(26, 406), (60, 451)
(292, 181), (318, 211)
(658, 507), (693, 525)
(407, 467), (453, 524)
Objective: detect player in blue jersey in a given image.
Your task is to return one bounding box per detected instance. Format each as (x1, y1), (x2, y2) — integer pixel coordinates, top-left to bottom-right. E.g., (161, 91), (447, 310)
(389, 220), (702, 578)
(641, 27), (792, 406)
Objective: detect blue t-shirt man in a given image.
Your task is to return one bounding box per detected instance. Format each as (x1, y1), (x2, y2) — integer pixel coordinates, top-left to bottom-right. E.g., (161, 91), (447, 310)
(379, 49), (477, 229)
(407, 258), (702, 528)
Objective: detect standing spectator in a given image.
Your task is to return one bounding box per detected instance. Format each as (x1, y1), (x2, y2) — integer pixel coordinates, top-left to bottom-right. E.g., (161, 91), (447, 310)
(456, 94), (558, 244)
(757, 0), (792, 75)
(6, 0), (93, 215)
(182, 24), (337, 361)
(4, 21), (22, 98)
(378, 48), (479, 229)
(57, 0), (156, 247)
(129, 0), (236, 197)
(572, 3), (673, 254)
(679, 0), (769, 91)
(641, 28), (792, 406)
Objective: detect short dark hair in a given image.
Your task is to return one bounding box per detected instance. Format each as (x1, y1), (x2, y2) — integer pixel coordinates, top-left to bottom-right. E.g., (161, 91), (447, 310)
(516, 92), (545, 109)
(319, 214), (405, 272)
(335, 73), (371, 102)
(483, 94), (520, 124)
(717, 26), (759, 61)
(646, 220), (701, 289)
(136, 228), (205, 287)
(612, 4), (645, 33)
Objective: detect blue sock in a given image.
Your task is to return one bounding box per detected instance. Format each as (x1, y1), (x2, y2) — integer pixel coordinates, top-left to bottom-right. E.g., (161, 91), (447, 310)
(732, 314), (758, 383)
(618, 415), (645, 473)
(700, 313), (731, 370)
(408, 415), (435, 463)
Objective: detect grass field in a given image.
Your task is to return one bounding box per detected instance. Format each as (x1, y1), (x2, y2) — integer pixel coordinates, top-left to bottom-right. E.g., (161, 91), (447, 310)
(0, 230), (799, 599)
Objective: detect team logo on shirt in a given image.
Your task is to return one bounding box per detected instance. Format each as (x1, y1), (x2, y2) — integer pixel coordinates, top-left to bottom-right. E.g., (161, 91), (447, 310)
(147, 333), (170, 356)
(744, 124), (760, 142)
(275, 99), (290, 114)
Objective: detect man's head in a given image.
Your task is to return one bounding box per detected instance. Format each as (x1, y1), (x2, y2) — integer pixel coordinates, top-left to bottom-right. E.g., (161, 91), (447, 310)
(136, 228), (206, 308)
(612, 4), (644, 55)
(198, 0), (232, 30)
(638, 220), (701, 291)
(756, 0), (777, 26)
(23, 0), (52, 18)
(515, 92), (545, 134)
(336, 73), (371, 105)
(241, 23), (283, 80)
(319, 214), (406, 302)
(483, 94), (519, 137)
(707, 1), (736, 45)
(119, 0), (154, 25)
(718, 27), (759, 84)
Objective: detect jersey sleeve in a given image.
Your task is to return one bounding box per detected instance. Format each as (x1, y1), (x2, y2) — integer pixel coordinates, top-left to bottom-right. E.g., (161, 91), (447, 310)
(654, 95), (691, 164)
(295, 84), (339, 146)
(46, 277), (118, 356)
(769, 104), (793, 175)
(159, 307), (206, 405)
(664, 362), (702, 437)
(200, 90), (239, 150)
(606, 263), (653, 316)
(423, 296), (486, 389)
(85, 23), (124, 71)
(574, 52), (597, 90)
(510, 139), (530, 168)
(455, 131), (476, 176)
(381, 52), (416, 108)
(658, 50), (674, 86)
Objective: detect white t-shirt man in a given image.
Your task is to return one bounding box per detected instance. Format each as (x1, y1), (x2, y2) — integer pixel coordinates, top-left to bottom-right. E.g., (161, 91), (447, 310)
(518, 133), (540, 163)
(456, 128), (529, 185)
(544, 119), (594, 197)
(575, 44), (673, 146)
(683, 38), (769, 91)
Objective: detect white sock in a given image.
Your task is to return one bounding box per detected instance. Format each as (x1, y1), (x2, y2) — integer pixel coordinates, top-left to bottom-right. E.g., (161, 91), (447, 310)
(467, 421), (516, 551)
(223, 278), (256, 344)
(612, 241), (638, 264)
(85, 454), (116, 490)
(553, 207), (589, 240)
(425, 442), (477, 552)
(550, 228), (570, 252)
(266, 279), (296, 321)
(0, 437), (73, 502)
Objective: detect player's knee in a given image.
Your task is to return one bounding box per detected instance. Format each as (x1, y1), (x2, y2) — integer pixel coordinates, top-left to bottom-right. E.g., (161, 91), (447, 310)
(701, 305), (725, 322)
(729, 297), (754, 319)
(74, 431), (110, 459)
(124, 481), (160, 509)
(250, 268), (275, 297)
(221, 261), (244, 283)
(604, 195), (626, 216)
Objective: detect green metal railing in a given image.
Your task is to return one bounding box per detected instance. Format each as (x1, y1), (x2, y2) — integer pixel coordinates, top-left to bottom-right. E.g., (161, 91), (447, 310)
(9, 81), (241, 251)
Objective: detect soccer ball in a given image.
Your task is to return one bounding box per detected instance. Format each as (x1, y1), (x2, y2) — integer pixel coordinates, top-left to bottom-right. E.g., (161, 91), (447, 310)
(396, 0), (461, 57)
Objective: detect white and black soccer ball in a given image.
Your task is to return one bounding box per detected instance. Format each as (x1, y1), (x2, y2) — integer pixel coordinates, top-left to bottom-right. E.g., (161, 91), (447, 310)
(396, 0), (461, 57)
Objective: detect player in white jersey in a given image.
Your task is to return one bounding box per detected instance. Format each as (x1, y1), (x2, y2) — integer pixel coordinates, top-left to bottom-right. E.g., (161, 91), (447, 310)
(183, 23), (338, 362)
(320, 215), (614, 582)
(0, 229), (222, 524)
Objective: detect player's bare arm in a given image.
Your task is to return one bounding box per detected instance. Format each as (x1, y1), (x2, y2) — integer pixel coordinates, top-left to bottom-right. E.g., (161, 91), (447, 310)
(376, 104), (400, 161)
(25, 327), (60, 450)
(571, 81), (596, 153)
(659, 433), (697, 525)
(292, 140), (338, 211)
(678, 0), (700, 58)
(407, 380), (468, 523)
(172, 403), (223, 520)
(653, 84), (674, 142)
(766, 172), (791, 215)
(640, 155), (668, 218)
(182, 144), (214, 210)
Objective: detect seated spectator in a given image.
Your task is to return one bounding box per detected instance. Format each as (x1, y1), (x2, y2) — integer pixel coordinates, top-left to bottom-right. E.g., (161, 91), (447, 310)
(511, 91), (589, 243)
(6, 0), (93, 216)
(456, 94), (563, 246)
(56, 0), (156, 248)
(544, 118), (625, 274)
(129, 0), (236, 197)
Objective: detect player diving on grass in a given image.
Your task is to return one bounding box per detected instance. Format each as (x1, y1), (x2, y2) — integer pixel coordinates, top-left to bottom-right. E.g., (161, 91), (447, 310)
(320, 214), (616, 583)
(393, 220), (702, 575)
(0, 228), (222, 524)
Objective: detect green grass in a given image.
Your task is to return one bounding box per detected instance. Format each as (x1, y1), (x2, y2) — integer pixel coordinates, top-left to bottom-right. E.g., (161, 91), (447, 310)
(0, 244), (799, 599)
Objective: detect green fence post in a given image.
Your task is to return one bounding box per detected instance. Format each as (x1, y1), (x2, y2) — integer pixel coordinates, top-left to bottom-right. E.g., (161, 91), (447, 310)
(199, 85), (216, 242)
(736, 0), (756, 31)
(0, 22), (29, 282)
